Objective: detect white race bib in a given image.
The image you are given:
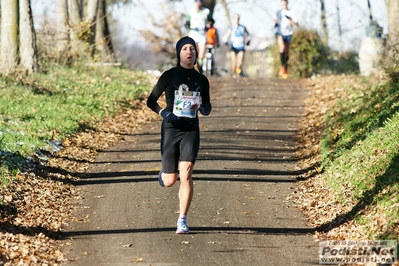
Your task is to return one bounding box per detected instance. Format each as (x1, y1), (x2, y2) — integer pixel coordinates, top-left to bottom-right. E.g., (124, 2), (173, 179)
(173, 85), (200, 118)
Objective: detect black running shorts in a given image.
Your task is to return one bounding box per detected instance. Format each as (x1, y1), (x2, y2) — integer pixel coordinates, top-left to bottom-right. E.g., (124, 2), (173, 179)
(161, 120), (200, 173)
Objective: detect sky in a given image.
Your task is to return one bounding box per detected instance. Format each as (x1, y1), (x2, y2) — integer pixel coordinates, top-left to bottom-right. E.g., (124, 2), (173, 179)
(32, 0), (388, 52)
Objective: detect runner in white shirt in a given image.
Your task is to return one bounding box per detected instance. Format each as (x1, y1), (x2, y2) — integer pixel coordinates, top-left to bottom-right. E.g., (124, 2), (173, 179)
(222, 14), (251, 77)
(274, 0), (298, 79)
(185, 0), (210, 72)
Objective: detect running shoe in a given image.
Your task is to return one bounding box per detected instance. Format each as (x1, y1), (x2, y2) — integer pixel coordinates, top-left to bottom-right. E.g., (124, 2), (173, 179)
(236, 66), (242, 75)
(158, 170), (164, 187)
(176, 219), (189, 234)
(282, 68), (288, 79)
(279, 66), (285, 76)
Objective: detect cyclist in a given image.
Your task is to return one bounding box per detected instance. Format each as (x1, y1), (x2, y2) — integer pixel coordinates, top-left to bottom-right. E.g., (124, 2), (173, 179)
(204, 18), (220, 75)
(206, 18), (219, 47)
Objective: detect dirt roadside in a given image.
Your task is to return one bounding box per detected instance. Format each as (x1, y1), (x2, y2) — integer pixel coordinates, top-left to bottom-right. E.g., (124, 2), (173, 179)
(60, 77), (319, 265)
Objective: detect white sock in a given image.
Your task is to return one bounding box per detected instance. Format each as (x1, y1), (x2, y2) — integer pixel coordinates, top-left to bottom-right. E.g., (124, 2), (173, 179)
(178, 215), (187, 221)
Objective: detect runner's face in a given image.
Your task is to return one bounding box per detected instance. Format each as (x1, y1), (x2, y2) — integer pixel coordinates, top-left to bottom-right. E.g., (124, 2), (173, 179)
(195, 1), (202, 9)
(234, 15), (240, 24)
(281, 1), (288, 9)
(180, 44), (196, 68)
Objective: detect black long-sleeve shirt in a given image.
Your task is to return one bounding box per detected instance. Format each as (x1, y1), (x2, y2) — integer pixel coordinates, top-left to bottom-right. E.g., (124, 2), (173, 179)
(147, 65), (211, 119)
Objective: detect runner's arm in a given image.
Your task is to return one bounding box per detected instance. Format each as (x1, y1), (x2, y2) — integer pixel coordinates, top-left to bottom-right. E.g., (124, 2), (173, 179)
(201, 77), (211, 105)
(185, 14), (191, 29)
(147, 73), (169, 115)
(289, 12), (299, 27)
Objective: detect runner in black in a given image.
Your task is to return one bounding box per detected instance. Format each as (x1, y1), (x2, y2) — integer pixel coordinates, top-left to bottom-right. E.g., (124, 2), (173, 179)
(147, 36), (212, 234)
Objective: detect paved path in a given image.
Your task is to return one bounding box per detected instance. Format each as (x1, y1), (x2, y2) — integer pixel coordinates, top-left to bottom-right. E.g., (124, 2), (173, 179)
(61, 77), (318, 265)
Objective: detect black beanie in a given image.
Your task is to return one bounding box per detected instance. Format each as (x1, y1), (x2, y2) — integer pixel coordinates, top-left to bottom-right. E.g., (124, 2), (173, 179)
(176, 36), (197, 59)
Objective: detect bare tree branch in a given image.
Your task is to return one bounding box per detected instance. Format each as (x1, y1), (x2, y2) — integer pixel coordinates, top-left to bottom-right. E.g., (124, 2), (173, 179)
(138, 0), (185, 59)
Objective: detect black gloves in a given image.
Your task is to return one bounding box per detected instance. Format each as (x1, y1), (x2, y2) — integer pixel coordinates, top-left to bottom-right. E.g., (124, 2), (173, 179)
(160, 105), (210, 123)
(246, 40), (251, 46)
(285, 15), (292, 20)
(199, 103), (211, 116)
(274, 23), (278, 28)
(185, 21), (191, 29)
(160, 110), (180, 125)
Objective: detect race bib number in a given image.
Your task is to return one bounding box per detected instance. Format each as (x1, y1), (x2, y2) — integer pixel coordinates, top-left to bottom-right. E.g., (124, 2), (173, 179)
(173, 85), (200, 118)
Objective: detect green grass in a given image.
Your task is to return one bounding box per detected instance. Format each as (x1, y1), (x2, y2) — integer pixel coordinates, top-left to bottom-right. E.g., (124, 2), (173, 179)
(321, 80), (399, 162)
(0, 65), (152, 185)
(320, 75), (399, 241)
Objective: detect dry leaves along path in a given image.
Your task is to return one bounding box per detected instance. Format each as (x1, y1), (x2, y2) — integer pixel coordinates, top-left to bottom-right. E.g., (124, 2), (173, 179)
(61, 77), (318, 265)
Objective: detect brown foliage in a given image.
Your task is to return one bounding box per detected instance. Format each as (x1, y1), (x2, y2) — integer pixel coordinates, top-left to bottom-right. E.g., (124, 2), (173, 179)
(0, 75), (162, 264)
(138, 1), (186, 59)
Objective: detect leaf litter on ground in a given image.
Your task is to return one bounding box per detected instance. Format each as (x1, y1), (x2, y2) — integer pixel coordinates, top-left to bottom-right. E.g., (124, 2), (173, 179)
(1, 74), (398, 265)
(292, 74), (399, 266)
(1, 91), (161, 265)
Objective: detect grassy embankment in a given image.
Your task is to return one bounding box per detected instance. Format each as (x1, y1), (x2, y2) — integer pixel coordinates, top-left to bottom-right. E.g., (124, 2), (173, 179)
(0, 66), (152, 199)
(319, 74), (399, 241)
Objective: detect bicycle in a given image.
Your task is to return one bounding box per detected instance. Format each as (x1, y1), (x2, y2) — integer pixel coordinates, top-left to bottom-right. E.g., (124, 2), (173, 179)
(202, 44), (216, 76)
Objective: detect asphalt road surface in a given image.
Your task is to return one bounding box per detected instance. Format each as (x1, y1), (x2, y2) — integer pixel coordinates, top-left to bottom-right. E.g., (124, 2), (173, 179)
(61, 77), (319, 266)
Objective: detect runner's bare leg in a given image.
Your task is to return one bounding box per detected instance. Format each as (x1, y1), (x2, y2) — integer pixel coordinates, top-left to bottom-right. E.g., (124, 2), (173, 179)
(178, 161), (194, 216)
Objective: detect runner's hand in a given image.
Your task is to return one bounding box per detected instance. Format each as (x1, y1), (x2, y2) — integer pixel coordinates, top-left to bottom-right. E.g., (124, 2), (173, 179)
(246, 40), (250, 46)
(160, 110), (180, 125)
(185, 21), (191, 29)
(285, 15), (292, 20)
(199, 103), (211, 116)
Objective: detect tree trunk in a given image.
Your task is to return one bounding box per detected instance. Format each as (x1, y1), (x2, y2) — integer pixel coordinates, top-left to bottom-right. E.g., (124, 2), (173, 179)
(336, 0), (343, 55)
(80, 0), (85, 18)
(86, 0), (98, 23)
(1, 0), (19, 72)
(86, 0), (99, 56)
(95, 0), (115, 61)
(56, 0), (69, 54)
(367, 0), (373, 22)
(68, 0), (81, 23)
(218, 0), (232, 27)
(68, 0), (83, 54)
(385, 0), (399, 64)
(320, 0), (329, 45)
(19, 0), (38, 73)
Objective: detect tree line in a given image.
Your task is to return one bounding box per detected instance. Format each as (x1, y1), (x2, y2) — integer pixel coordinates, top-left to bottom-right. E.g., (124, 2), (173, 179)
(0, 0), (116, 73)
(1, 0), (398, 74)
